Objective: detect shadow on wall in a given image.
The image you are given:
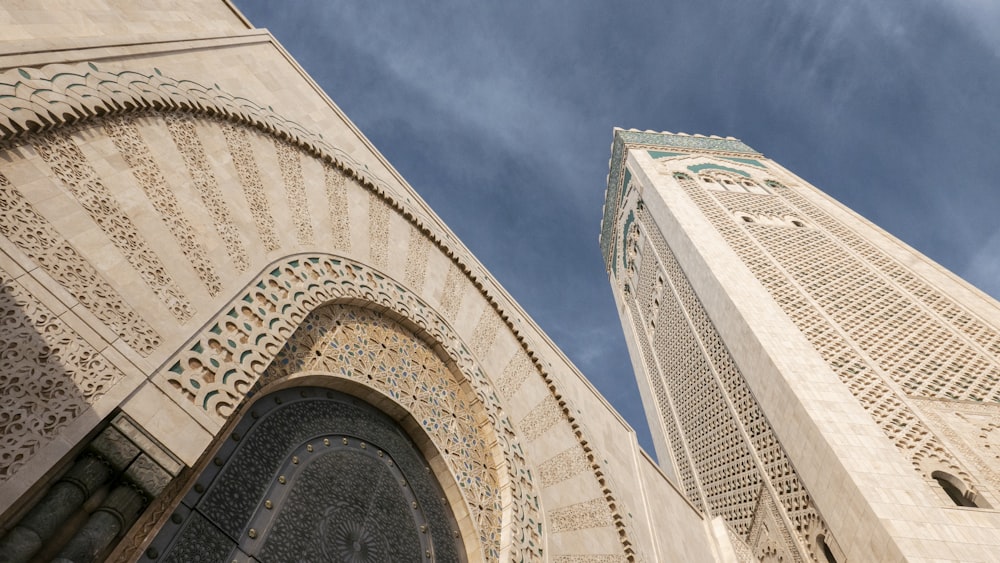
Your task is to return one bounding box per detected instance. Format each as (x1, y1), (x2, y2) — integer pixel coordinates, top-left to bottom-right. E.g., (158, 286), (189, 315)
(0, 277), (170, 563)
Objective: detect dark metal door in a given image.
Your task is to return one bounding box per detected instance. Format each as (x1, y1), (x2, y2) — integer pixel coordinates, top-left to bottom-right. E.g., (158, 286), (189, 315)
(145, 388), (466, 562)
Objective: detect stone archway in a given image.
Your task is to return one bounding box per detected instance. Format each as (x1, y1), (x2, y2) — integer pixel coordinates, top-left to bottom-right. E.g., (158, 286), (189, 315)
(145, 387), (466, 562)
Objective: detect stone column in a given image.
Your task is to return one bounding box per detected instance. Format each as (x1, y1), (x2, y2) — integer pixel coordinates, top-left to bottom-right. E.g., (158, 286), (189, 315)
(52, 453), (172, 563)
(51, 485), (146, 563)
(0, 455), (113, 563)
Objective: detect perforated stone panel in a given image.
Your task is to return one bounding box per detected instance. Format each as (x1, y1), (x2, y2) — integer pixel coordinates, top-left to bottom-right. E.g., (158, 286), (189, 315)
(677, 173), (994, 501)
(617, 197), (830, 561)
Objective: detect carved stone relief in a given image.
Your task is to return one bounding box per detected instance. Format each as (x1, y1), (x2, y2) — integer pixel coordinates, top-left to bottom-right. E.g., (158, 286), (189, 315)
(104, 116), (223, 296)
(439, 262), (467, 323)
(261, 304), (498, 555)
(0, 173), (159, 355)
(164, 114), (250, 273)
(469, 308), (504, 361)
(33, 129), (194, 321)
(0, 63), (640, 561)
(497, 349), (534, 400)
(368, 192), (390, 270)
(913, 398), (1000, 493)
(549, 498), (613, 533)
(518, 395), (565, 442)
(274, 139), (315, 246)
(404, 227), (431, 290)
(539, 445), (592, 488)
(220, 122), (281, 252)
(324, 164), (351, 251)
(0, 275), (127, 482)
(680, 175), (987, 501)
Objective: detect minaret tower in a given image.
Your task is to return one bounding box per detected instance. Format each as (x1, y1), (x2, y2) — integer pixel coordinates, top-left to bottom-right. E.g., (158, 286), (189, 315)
(602, 129), (1000, 562)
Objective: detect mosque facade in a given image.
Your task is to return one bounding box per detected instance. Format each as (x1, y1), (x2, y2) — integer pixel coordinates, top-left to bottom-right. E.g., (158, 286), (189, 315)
(0, 2), (998, 562)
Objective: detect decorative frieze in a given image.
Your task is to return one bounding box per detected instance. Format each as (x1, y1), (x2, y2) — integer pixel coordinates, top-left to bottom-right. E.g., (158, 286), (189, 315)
(404, 227), (431, 289)
(0, 276), (127, 481)
(104, 116), (223, 296)
(368, 192), (390, 270)
(438, 263), (466, 323)
(274, 139), (314, 246)
(549, 498), (613, 533)
(220, 122), (281, 252)
(0, 173), (159, 355)
(165, 114), (250, 273)
(34, 130), (195, 321)
(156, 254), (543, 562)
(323, 165), (351, 251)
(518, 395), (564, 442)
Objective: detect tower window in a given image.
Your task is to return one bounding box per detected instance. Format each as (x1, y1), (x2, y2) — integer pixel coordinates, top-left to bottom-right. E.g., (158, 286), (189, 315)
(816, 534), (838, 563)
(932, 471), (991, 508)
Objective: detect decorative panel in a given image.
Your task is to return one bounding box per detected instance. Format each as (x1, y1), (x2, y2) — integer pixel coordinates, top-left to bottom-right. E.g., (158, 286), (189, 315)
(0, 173), (159, 355)
(0, 275), (127, 482)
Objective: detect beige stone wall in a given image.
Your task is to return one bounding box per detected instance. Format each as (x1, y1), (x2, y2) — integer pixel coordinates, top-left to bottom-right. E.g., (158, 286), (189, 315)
(0, 4), (724, 561)
(0, 0), (249, 57)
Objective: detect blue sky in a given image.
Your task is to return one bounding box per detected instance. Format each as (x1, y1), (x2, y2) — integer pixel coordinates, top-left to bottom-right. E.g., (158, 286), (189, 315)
(234, 0), (1000, 454)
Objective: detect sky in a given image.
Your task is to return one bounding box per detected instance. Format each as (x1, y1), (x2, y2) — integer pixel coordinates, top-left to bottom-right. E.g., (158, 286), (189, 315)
(234, 0), (1000, 455)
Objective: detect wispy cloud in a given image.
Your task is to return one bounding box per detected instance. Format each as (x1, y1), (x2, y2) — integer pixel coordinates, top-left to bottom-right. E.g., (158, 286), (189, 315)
(237, 0), (1000, 454)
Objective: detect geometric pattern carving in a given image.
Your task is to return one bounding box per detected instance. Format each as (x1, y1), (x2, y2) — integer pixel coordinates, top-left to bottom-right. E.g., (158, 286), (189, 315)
(368, 193), (390, 270)
(0, 173), (159, 355)
(497, 349), (535, 400)
(0, 63), (637, 561)
(165, 114), (250, 273)
(156, 254), (542, 562)
(323, 164), (351, 251)
(404, 227), (431, 290)
(150, 390), (463, 562)
(274, 139), (314, 246)
(776, 185), (1000, 404)
(747, 489), (802, 563)
(914, 398), (1000, 491)
(726, 527), (758, 563)
(0, 275), (127, 482)
(518, 395), (564, 442)
(220, 122), (281, 252)
(0, 64), (394, 242)
(262, 304), (497, 557)
(549, 498), (613, 533)
(438, 263), (466, 323)
(104, 116), (223, 296)
(469, 309), (504, 361)
(625, 201), (829, 559)
(539, 445), (591, 488)
(33, 130), (195, 321)
(679, 175), (988, 501)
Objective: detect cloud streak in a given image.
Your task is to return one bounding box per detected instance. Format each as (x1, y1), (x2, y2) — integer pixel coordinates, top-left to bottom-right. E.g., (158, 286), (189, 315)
(237, 0), (1000, 455)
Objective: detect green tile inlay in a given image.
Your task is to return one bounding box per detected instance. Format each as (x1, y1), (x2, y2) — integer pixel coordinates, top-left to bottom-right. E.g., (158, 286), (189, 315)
(721, 156), (766, 168)
(687, 163), (751, 177)
(648, 150), (684, 159)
